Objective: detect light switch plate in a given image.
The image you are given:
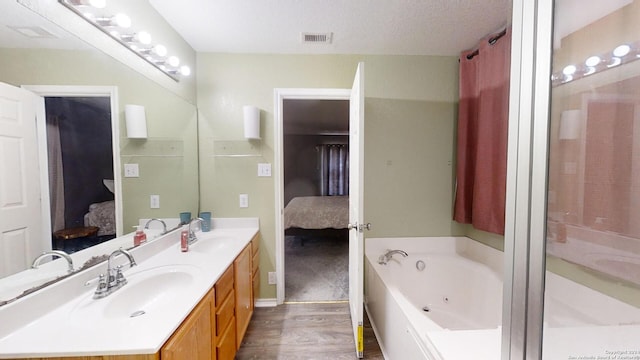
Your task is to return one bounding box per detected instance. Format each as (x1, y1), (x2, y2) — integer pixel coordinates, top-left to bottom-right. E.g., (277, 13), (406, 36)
(258, 163), (272, 177)
(124, 163), (139, 177)
(150, 195), (160, 209)
(239, 194), (249, 208)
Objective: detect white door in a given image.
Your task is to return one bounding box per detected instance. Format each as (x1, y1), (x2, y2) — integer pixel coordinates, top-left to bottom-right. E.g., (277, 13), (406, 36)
(0, 82), (47, 277)
(348, 62), (366, 359)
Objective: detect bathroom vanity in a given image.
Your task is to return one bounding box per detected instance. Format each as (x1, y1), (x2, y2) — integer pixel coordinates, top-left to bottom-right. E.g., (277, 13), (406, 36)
(0, 218), (260, 360)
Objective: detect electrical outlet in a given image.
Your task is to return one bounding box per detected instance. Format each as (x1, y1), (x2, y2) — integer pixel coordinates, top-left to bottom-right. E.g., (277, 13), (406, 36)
(150, 195), (160, 209)
(239, 194), (249, 208)
(268, 272), (277, 285)
(124, 163), (139, 177)
(258, 163), (272, 177)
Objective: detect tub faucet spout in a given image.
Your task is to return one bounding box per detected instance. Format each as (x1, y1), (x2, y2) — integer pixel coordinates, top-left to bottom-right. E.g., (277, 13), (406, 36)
(378, 249), (408, 265)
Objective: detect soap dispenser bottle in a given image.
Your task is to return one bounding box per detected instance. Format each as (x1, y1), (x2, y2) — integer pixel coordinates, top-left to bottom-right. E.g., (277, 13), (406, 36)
(180, 226), (189, 252)
(134, 228), (147, 246)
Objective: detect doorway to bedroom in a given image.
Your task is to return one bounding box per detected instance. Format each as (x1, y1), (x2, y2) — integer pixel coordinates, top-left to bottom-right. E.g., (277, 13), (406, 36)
(25, 85), (122, 255)
(43, 96), (117, 253)
(282, 98), (350, 303)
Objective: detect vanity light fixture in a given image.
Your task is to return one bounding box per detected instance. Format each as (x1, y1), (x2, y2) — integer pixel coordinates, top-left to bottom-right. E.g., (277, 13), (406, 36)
(121, 31), (152, 45)
(95, 13), (131, 28)
(58, 0), (191, 81)
(552, 41), (640, 86)
(67, 0), (106, 8)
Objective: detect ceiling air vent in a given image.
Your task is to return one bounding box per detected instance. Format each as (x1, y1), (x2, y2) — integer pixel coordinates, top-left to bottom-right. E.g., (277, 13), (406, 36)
(8, 26), (57, 39)
(301, 32), (333, 44)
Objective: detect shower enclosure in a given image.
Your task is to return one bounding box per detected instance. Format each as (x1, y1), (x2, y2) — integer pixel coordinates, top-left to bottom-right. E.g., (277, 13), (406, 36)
(505, 0), (640, 358)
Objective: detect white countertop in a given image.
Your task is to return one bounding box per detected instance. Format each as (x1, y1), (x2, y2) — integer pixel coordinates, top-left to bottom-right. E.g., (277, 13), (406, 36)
(0, 218), (259, 358)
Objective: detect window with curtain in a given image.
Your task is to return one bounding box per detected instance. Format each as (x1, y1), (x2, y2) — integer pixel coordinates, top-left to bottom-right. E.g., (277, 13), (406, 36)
(453, 27), (512, 235)
(317, 144), (349, 196)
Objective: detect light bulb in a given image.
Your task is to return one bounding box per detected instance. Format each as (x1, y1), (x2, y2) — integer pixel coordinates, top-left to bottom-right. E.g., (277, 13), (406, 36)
(89, 0), (106, 8)
(137, 31), (152, 45)
(114, 13), (131, 28)
(180, 66), (191, 76)
(613, 44), (631, 57)
(562, 65), (577, 76)
(585, 56), (601, 67)
(153, 44), (167, 57)
(167, 56), (180, 67)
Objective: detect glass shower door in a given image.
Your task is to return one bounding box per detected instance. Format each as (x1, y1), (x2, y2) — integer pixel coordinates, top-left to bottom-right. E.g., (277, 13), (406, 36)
(543, 0), (640, 357)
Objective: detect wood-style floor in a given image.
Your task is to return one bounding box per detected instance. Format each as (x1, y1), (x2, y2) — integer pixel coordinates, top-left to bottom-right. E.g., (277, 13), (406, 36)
(237, 302), (384, 359)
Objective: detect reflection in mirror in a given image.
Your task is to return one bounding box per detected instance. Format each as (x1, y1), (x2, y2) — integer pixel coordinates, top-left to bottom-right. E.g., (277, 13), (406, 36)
(0, 1), (198, 304)
(547, 0), (640, 293)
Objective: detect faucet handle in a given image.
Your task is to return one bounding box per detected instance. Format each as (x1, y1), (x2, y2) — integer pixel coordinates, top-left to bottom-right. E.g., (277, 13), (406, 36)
(93, 274), (109, 299)
(115, 265), (127, 287)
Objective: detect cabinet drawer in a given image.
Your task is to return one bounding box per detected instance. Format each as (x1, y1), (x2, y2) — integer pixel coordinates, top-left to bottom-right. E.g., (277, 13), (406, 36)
(214, 265), (234, 306)
(216, 316), (237, 360)
(215, 291), (235, 337)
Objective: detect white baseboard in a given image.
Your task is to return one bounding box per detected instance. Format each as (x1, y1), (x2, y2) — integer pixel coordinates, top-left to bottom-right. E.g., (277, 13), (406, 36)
(254, 298), (277, 307)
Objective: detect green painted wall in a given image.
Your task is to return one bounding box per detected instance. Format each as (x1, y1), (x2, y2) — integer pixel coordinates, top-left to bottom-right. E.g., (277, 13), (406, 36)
(196, 53), (462, 299)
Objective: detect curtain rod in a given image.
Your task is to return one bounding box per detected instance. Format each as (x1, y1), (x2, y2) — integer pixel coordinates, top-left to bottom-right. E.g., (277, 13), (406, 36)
(464, 28), (508, 60)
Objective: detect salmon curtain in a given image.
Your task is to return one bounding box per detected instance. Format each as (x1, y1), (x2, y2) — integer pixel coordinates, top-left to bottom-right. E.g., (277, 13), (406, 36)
(453, 28), (511, 235)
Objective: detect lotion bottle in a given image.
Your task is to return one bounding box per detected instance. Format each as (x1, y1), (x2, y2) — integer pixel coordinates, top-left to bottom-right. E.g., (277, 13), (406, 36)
(180, 226), (189, 252)
(134, 228), (147, 246)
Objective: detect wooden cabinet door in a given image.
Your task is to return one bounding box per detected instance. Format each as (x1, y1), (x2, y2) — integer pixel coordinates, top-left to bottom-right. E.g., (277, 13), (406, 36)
(251, 234), (260, 309)
(234, 244), (252, 349)
(161, 291), (213, 360)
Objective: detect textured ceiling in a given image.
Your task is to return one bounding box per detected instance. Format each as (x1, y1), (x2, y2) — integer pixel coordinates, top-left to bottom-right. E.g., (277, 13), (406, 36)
(149, 0), (512, 55)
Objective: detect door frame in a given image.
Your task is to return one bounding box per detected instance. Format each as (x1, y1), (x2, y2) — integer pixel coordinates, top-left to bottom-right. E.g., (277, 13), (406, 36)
(22, 85), (123, 237)
(273, 88), (351, 305)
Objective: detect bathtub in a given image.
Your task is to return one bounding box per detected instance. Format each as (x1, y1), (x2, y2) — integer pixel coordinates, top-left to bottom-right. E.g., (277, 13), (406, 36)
(365, 237), (503, 360)
(365, 236), (640, 360)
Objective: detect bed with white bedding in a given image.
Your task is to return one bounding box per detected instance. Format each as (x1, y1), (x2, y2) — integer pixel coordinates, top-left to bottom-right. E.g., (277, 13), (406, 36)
(284, 196), (349, 230)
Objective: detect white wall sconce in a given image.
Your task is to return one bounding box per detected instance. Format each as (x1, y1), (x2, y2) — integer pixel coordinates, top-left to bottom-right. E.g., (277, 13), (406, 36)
(559, 109), (581, 140)
(125, 104), (147, 139)
(243, 105), (261, 140)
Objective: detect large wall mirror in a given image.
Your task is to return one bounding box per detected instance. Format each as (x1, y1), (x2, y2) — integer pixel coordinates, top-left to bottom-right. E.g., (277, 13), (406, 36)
(547, 0), (640, 292)
(0, 1), (199, 303)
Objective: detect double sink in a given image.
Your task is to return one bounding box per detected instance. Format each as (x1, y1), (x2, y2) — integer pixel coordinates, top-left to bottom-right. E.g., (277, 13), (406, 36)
(0, 220), (258, 358)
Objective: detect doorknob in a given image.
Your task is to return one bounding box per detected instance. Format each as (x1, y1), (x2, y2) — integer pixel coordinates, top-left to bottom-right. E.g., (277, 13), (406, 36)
(347, 222), (358, 231)
(358, 223), (371, 232)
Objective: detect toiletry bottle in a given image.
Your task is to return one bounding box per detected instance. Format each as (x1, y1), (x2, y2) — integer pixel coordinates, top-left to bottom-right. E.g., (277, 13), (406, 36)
(181, 226), (189, 252)
(134, 228), (147, 246)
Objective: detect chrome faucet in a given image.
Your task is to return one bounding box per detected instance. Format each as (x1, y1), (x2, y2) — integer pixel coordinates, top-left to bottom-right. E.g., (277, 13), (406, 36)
(31, 250), (74, 273)
(144, 218), (167, 234)
(378, 249), (408, 265)
(187, 217), (203, 245)
(94, 248), (136, 299)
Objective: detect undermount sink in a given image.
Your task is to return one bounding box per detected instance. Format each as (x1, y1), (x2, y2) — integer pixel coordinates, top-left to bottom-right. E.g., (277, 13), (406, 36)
(71, 265), (201, 320)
